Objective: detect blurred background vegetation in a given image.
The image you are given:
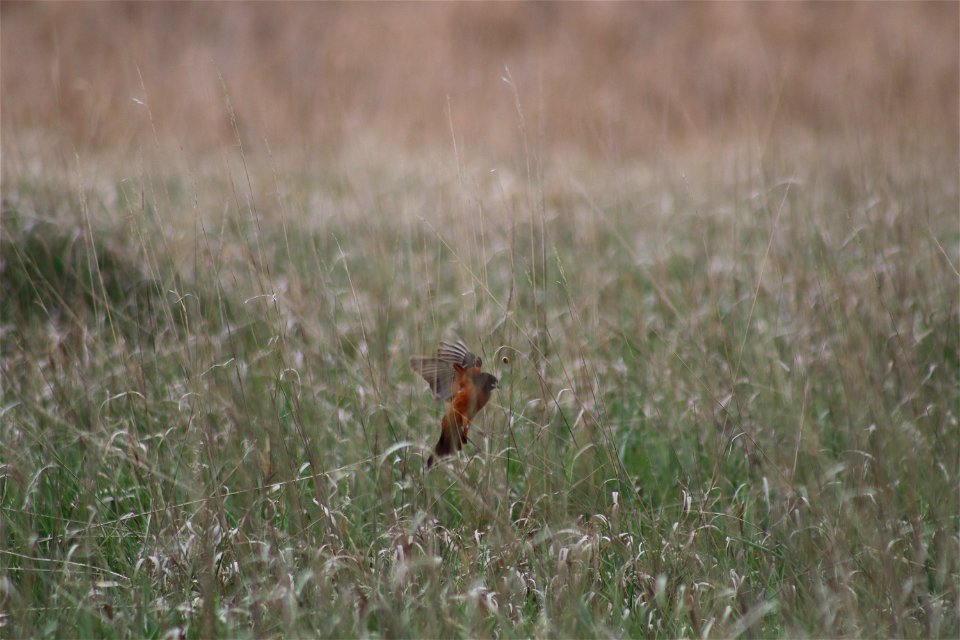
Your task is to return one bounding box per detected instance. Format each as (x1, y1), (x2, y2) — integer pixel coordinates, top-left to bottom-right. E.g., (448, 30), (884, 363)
(1, 3), (957, 637)
(2, 2), (956, 163)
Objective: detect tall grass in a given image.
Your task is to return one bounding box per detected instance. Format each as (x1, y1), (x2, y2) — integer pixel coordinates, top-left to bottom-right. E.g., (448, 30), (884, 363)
(2, 132), (956, 636)
(2, 3), (958, 638)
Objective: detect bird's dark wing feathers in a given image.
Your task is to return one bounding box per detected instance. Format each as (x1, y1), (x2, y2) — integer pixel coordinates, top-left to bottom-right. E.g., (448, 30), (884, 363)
(409, 356), (458, 402)
(410, 338), (481, 402)
(437, 339), (481, 368)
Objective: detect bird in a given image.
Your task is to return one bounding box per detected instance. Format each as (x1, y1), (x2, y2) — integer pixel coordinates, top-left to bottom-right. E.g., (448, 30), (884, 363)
(410, 338), (498, 466)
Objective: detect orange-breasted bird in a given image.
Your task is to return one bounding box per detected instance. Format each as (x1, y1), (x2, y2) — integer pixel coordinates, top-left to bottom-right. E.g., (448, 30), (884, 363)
(410, 338), (498, 466)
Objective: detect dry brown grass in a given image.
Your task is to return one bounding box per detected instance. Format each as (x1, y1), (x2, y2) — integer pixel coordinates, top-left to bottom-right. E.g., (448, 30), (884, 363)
(2, 2), (956, 164)
(2, 4), (958, 638)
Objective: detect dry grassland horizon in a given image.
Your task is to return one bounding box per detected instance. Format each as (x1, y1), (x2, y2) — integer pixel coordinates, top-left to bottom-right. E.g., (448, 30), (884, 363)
(2, 2), (957, 167)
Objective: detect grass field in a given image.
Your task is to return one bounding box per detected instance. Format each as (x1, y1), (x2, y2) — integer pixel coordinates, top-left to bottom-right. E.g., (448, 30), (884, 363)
(2, 3), (959, 638)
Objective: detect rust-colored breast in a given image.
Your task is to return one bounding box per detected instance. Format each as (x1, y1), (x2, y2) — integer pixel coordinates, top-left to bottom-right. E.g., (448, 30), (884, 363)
(449, 367), (490, 421)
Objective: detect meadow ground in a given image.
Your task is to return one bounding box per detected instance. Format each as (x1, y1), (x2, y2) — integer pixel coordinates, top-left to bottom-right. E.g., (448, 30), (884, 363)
(2, 3), (958, 638)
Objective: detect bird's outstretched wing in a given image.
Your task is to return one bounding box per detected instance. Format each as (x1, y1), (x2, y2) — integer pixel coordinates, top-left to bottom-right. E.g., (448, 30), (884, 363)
(410, 338), (481, 401)
(436, 339), (482, 369)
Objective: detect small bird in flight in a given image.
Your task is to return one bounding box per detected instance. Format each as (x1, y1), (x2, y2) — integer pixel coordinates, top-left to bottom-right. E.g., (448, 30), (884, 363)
(410, 338), (498, 466)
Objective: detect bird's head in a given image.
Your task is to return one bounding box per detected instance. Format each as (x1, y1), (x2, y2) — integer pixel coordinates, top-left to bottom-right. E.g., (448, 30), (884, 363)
(475, 372), (498, 394)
